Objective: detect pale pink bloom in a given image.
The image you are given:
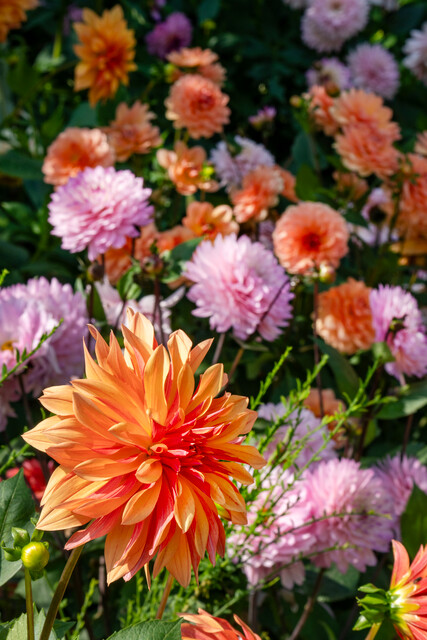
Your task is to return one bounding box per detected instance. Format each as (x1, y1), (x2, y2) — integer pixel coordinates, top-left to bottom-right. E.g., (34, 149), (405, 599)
(370, 285), (427, 381)
(210, 135), (275, 192)
(303, 458), (395, 573)
(184, 234), (293, 342)
(375, 455), (427, 523)
(348, 43), (400, 99)
(48, 166), (153, 260)
(306, 57), (351, 91)
(302, 0), (369, 53)
(249, 106), (277, 128)
(403, 23), (427, 85)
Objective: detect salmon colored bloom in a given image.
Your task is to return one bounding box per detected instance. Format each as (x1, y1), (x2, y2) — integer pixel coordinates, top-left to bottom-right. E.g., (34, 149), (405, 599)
(73, 6), (137, 106)
(23, 311), (265, 586)
(335, 123), (400, 179)
(181, 609), (262, 640)
(277, 167), (299, 203)
(306, 85), (338, 136)
(333, 171), (369, 201)
(165, 74), (230, 139)
(304, 388), (345, 419)
(157, 142), (218, 195)
(156, 225), (195, 253)
(414, 131), (427, 156)
(231, 165), (284, 223)
(0, 0), (38, 42)
(390, 153), (427, 240)
(316, 279), (375, 354)
(273, 202), (349, 275)
(167, 47), (226, 86)
(331, 89), (400, 138)
(42, 128), (115, 186)
(183, 202), (238, 239)
(102, 224), (158, 284)
(105, 102), (162, 162)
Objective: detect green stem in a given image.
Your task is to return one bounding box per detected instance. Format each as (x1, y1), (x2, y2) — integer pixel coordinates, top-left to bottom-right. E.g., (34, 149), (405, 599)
(155, 573), (174, 620)
(365, 623), (382, 640)
(40, 546), (84, 640)
(25, 568), (35, 640)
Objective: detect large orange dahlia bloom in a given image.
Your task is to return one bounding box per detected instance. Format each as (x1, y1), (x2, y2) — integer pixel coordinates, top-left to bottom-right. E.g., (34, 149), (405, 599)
(23, 311), (265, 586)
(181, 609), (261, 640)
(0, 0), (38, 42)
(73, 6), (136, 106)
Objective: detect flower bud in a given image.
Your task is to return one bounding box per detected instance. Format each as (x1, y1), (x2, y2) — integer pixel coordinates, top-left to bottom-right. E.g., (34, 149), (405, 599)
(21, 542), (49, 572)
(11, 527), (30, 548)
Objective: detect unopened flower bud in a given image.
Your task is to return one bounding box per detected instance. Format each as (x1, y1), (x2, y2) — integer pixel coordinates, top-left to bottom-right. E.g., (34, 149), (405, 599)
(319, 263), (336, 284)
(11, 527), (30, 549)
(21, 542), (49, 572)
(290, 95), (302, 108)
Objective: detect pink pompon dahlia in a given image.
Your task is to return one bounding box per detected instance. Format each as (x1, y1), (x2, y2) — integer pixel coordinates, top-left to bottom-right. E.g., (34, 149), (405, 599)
(303, 458), (395, 573)
(348, 43), (400, 99)
(370, 285), (427, 381)
(403, 23), (427, 86)
(184, 234), (293, 342)
(306, 57), (351, 92)
(48, 166), (153, 260)
(302, 0), (369, 53)
(375, 455), (427, 522)
(145, 11), (192, 59)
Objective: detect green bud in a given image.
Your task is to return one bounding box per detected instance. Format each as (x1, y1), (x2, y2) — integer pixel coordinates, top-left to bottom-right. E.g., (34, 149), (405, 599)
(21, 542), (49, 572)
(11, 527), (30, 548)
(2, 546), (22, 562)
(31, 529), (44, 542)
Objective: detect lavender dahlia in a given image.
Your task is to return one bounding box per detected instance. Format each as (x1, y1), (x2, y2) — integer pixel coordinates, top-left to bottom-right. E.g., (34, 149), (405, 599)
(306, 57), (351, 91)
(48, 166), (153, 261)
(348, 43), (399, 99)
(210, 136), (275, 192)
(375, 455), (427, 521)
(403, 23), (427, 85)
(145, 12), (192, 59)
(302, 0), (369, 53)
(184, 234), (293, 342)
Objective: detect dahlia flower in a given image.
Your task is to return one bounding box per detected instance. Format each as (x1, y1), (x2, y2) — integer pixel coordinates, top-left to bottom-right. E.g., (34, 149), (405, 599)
(42, 128), (115, 186)
(348, 44), (399, 99)
(333, 171), (369, 201)
(231, 165), (284, 223)
(305, 85), (339, 136)
(415, 131), (427, 156)
(104, 102), (161, 162)
(316, 279), (375, 354)
(167, 47), (226, 86)
(303, 458), (394, 573)
(145, 12), (192, 59)
(301, 0), (369, 53)
(403, 23), (427, 86)
(303, 388), (345, 420)
(182, 202), (238, 239)
(278, 168), (299, 202)
(102, 223), (158, 285)
(157, 142), (218, 195)
(210, 136), (275, 191)
(23, 311), (266, 586)
(370, 285), (427, 381)
(249, 106), (277, 128)
(375, 455), (427, 521)
(181, 610), (261, 640)
(335, 124), (400, 179)
(331, 89), (400, 136)
(392, 153), (427, 240)
(165, 74), (230, 139)
(0, 0), (38, 42)
(48, 166), (153, 261)
(184, 234), (294, 342)
(73, 6), (137, 105)
(306, 58), (351, 92)
(273, 201), (349, 275)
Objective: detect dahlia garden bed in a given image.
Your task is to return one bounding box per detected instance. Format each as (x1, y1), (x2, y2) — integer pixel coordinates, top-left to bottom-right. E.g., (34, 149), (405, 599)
(1, 1), (427, 639)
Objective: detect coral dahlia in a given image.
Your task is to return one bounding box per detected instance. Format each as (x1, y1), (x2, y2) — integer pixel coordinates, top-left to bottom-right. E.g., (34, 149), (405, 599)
(23, 311), (266, 586)
(181, 610), (261, 640)
(0, 0), (38, 42)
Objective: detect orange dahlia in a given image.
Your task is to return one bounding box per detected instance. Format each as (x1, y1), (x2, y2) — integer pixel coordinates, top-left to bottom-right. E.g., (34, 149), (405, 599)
(181, 609), (261, 640)
(316, 279), (375, 354)
(0, 0), (38, 42)
(23, 311), (265, 586)
(42, 128), (115, 186)
(102, 223), (159, 285)
(167, 47), (226, 86)
(414, 131), (427, 157)
(335, 123), (400, 179)
(231, 165), (284, 223)
(165, 74), (230, 139)
(183, 202), (238, 240)
(273, 202), (349, 275)
(105, 102), (162, 162)
(331, 89), (400, 139)
(157, 142), (219, 195)
(73, 6), (136, 106)
(306, 85), (338, 136)
(278, 167), (299, 203)
(392, 153), (427, 240)
(304, 388), (345, 419)
(333, 171), (368, 201)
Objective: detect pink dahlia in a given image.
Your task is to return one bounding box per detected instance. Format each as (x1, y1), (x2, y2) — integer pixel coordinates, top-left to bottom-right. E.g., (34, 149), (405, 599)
(306, 57), (351, 92)
(248, 106), (277, 129)
(375, 455), (427, 521)
(184, 234), (293, 342)
(403, 23), (427, 85)
(302, 0), (369, 53)
(145, 12), (192, 59)
(228, 467), (314, 589)
(48, 166), (153, 260)
(210, 136), (275, 192)
(303, 458), (394, 573)
(348, 44), (399, 99)
(258, 403), (337, 468)
(369, 285), (427, 381)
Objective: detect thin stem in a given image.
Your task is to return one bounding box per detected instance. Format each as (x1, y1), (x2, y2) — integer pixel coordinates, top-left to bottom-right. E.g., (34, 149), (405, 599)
(355, 365), (383, 462)
(212, 333), (226, 365)
(40, 546), (84, 640)
(25, 568), (35, 640)
(365, 623), (382, 640)
(312, 280), (324, 417)
(288, 569), (325, 640)
(228, 347), (244, 382)
(155, 573), (174, 620)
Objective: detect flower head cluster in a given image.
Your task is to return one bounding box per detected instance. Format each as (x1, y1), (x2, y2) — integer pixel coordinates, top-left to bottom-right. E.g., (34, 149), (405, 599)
(403, 23), (427, 86)
(73, 6), (136, 105)
(23, 310), (266, 586)
(104, 102), (161, 162)
(210, 136), (275, 191)
(182, 202), (238, 239)
(165, 74), (230, 139)
(185, 234), (294, 342)
(231, 165), (284, 223)
(48, 166), (153, 260)
(0, 0), (38, 42)
(181, 610), (261, 640)
(145, 12), (192, 59)
(42, 128), (115, 186)
(157, 142), (218, 195)
(370, 285), (427, 381)
(302, 0), (369, 53)
(348, 43), (400, 99)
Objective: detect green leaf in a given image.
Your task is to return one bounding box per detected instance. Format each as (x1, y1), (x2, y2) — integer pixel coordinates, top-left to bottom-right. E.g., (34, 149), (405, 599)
(0, 471), (35, 587)
(106, 620), (182, 640)
(163, 237), (203, 283)
(67, 102), (97, 128)
(0, 240), (30, 269)
(316, 340), (359, 399)
(371, 342), (395, 365)
(6, 609), (58, 640)
(0, 151), (43, 180)
(377, 379), (427, 420)
(198, 0), (221, 23)
(295, 165), (320, 201)
(401, 484), (427, 559)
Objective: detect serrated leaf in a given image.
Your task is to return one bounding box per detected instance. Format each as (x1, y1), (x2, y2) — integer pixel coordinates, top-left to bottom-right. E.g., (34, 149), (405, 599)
(106, 620), (182, 640)
(6, 609), (58, 640)
(0, 471), (35, 586)
(401, 484), (427, 559)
